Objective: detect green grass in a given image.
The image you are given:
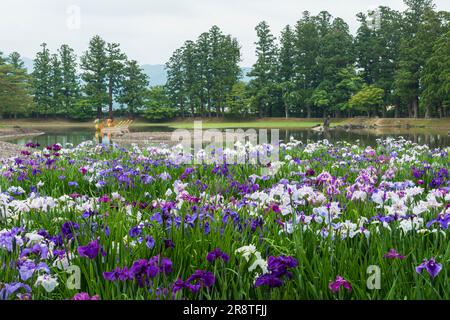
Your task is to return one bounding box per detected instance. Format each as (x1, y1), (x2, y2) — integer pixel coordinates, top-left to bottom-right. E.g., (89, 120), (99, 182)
(1, 117), (448, 131)
(167, 120), (322, 129)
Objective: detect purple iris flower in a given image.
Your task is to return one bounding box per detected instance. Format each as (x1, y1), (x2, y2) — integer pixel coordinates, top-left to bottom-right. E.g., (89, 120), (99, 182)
(159, 257), (173, 274)
(77, 240), (104, 260)
(18, 261), (50, 281)
(255, 274), (284, 288)
(426, 214), (450, 229)
(20, 243), (49, 260)
(72, 292), (100, 300)
(186, 270), (215, 293)
(180, 167), (195, 180)
(416, 258), (442, 278)
(383, 249), (406, 260)
(411, 167), (423, 179)
(267, 256), (298, 278)
(0, 227), (23, 252)
(61, 221), (79, 239)
(128, 225), (142, 238)
(164, 239), (175, 249)
(68, 181), (78, 187)
(172, 278), (186, 294)
(206, 248), (230, 263)
(250, 217), (264, 232)
(254, 255), (298, 288)
(103, 267), (133, 281)
(328, 276), (352, 293)
(130, 258), (159, 287)
(99, 194), (110, 203)
(145, 236), (155, 249)
(0, 282), (31, 300)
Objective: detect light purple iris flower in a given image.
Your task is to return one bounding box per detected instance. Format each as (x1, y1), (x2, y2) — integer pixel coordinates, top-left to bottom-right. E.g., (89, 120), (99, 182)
(0, 282), (31, 300)
(19, 261), (50, 281)
(416, 258), (442, 278)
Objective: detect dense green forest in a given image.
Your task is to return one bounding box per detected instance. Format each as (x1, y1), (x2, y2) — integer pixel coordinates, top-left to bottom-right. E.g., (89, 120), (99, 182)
(0, 0), (449, 120)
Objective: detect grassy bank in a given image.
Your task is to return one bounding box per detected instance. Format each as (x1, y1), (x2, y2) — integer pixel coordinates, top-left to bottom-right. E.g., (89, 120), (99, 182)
(0, 117), (448, 130)
(335, 117), (450, 130)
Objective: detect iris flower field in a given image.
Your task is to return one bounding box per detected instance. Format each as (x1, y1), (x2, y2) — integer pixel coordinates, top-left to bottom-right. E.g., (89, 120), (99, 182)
(0, 137), (449, 300)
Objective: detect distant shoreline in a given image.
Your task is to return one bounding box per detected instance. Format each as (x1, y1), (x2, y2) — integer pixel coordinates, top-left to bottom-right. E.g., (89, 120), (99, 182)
(0, 117), (448, 131)
(0, 128), (43, 159)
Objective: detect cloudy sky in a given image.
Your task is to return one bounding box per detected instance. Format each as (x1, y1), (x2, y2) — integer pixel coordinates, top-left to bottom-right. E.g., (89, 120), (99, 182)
(1, 0), (449, 66)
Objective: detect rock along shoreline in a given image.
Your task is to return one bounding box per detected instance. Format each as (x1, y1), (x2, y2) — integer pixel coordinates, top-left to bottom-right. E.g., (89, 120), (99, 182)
(0, 127), (44, 159)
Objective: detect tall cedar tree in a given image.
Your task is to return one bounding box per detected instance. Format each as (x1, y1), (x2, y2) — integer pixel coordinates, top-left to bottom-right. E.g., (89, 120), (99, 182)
(32, 43), (52, 117)
(58, 44), (80, 118)
(117, 59), (149, 117)
(105, 42), (127, 119)
(248, 21), (278, 117)
(80, 35), (108, 118)
(0, 52), (33, 117)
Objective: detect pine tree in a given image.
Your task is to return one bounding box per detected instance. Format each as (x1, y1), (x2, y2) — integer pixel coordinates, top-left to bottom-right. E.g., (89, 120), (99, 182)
(166, 48), (186, 118)
(105, 42), (127, 119)
(80, 35), (108, 118)
(0, 53), (33, 118)
(117, 59), (149, 117)
(181, 40), (199, 116)
(317, 16), (354, 117)
(293, 11), (320, 118)
(194, 32), (211, 117)
(58, 44), (80, 117)
(421, 31), (450, 118)
(50, 53), (63, 116)
(219, 35), (241, 115)
(416, 8), (448, 117)
(248, 21), (278, 117)
(165, 26), (241, 118)
(32, 43), (52, 117)
(278, 25), (296, 118)
(394, 0), (435, 118)
(8, 52), (26, 70)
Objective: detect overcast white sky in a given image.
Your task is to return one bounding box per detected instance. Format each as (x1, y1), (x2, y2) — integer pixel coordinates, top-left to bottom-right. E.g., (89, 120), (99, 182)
(1, 0), (449, 66)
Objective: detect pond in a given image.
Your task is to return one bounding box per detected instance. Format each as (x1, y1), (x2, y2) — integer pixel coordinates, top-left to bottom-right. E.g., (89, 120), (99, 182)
(6, 126), (450, 148)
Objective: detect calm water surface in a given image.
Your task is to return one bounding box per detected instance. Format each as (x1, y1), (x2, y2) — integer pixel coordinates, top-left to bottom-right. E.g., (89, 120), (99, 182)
(7, 126), (450, 149)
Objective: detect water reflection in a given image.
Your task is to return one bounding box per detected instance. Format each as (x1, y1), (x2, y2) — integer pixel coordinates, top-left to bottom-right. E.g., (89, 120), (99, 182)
(282, 129), (450, 148)
(8, 126), (450, 149)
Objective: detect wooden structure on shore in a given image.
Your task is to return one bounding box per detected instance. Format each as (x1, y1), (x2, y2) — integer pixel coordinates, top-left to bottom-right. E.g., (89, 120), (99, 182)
(101, 119), (133, 136)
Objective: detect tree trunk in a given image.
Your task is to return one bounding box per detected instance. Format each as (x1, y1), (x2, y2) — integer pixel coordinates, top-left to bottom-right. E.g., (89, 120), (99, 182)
(394, 104), (400, 118)
(424, 104), (431, 119)
(179, 98), (185, 118)
(407, 102), (412, 118)
(200, 98), (205, 117)
(108, 78), (113, 119)
(285, 104), (289, 119)
(97, 106), (102, 119)
(335, 109), (341, 118)
(412, 97), (418, 118)
(306, 104), (311, 118)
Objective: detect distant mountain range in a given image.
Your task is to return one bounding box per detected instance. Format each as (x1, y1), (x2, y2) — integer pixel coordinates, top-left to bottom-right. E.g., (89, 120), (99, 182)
(19, 57), (252, 87)
(21, 56), (34, 73)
